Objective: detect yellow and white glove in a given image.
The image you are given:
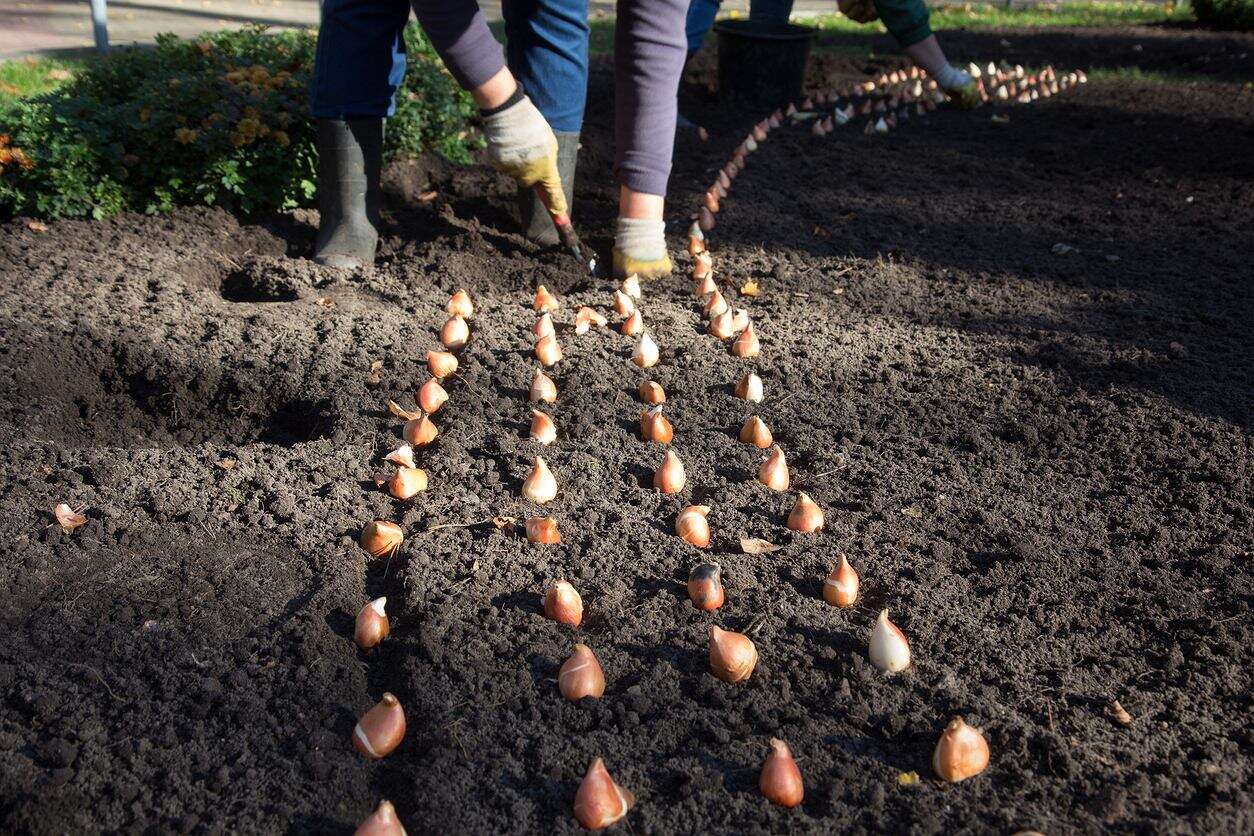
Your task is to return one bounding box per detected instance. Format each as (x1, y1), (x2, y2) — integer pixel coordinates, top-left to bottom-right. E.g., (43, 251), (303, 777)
(481, 93), (568, 217)
(612, 218), (672, 280)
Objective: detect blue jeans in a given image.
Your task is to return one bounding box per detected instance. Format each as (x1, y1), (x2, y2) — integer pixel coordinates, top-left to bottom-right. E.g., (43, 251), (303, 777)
(685, 0), (793, 53)
(312, 0), (590, 133)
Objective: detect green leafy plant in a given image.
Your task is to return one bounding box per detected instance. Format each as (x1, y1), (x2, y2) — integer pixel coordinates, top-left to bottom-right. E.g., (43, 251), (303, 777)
(0, 25), (479, 221)
(1193, 0), (1254, 29)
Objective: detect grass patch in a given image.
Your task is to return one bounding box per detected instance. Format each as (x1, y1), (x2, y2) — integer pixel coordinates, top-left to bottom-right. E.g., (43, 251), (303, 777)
(802, 1), (1193, 33)
(0, 56), (83, 103)
(1087, 66), (1240, 84)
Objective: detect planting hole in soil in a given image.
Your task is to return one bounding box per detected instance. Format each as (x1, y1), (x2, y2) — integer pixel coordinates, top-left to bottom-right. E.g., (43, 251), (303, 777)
(1, 24), (1252, 836)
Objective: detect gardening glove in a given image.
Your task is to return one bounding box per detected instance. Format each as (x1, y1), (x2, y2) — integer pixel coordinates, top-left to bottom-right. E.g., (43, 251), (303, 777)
(934, 65), (982, 110)
(612, 218), (672, 281)
(481, 92), (568, 217)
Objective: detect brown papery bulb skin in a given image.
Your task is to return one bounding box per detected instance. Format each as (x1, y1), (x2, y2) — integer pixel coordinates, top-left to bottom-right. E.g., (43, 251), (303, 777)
(687, 562), (724, 611)
(558, 643), (606, 700)
(760, 739), (804, 808)
(739, 415), (773, 448)
(676, 505), (711, 548)
(387, 466), (428, 499)
(654, 449), (686, 494)
(523, 456), (558, 503)
(354, 597), (390, 649)
(621, 310), (644, 337)
(692, 274), (717, 296)
(933, 717), (991, 782)
(787, 492), (824, 534)
(360, 521), (403, 557)
(418, 378), (449, 413)
(427, 350), (458, 379)
(403, 414), (438, 447)
(639, 406), (674, 444)
(530, 410), (557, 445)
(732, 322), (761, 358)
(447, 288), (474, 319)
(530, 370), (558, 404)
(638, 380), (666, 406)
(574, 758), (634, 830)
(613, 290), (635, 316)
(525, 516), (562, 544)
(736, 372), (764, 403)
(543, 579), (583, 626)
(688, 232), (705, 257)
(823, 554), (859, 608)
(354, 800), (406, 836)
(534, 285), (560, 312)
(692, 252), (713, 280)
(758, 445), (789, 491)
(704, 290), (729, 319)
(440, 316), (469, 350)
(353, 693), (406, 759)
(533, 312), (556, 340)
(709, 310), (735, 340)
(535, 333), (562, 367)
(709, 626), (758, 683)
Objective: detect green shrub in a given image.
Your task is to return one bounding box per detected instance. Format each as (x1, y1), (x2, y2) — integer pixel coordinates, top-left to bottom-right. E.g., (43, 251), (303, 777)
(1193, 0), (1254, 29)
(0, 24), (479, 220)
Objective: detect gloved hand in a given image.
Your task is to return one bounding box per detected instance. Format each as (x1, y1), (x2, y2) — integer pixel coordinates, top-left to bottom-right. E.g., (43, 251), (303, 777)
(481, 92), (568, 217)
(934, 65), (982, 110)
(612, 218), (672, 280)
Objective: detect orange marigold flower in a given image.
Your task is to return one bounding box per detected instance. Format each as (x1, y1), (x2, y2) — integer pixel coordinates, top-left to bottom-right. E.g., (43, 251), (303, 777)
(229, 132), (248, 148)
(174, 128), (198, 145)
(272, 130), (290, 147)
(139, 107), (152, 123)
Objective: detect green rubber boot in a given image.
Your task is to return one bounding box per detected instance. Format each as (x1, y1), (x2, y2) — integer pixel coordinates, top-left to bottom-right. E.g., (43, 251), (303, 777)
(313, 119), (383, 269)
(518, 131), (579, 247)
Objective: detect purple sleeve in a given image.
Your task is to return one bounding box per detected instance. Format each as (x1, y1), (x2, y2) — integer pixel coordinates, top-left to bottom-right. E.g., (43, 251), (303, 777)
(410, 0), (506, 91)
(614, 0), (689, 196)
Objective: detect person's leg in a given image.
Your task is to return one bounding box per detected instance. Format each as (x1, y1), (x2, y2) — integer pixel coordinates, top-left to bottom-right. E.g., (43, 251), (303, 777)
(310, 0), (411, 268)
(684, 0), (721, 55)
(503, 0), (589, 244)
(612, 0), (689, 279)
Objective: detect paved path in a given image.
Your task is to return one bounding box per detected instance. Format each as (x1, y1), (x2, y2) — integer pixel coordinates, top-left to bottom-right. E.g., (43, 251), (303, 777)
(0, 0), (841, 60)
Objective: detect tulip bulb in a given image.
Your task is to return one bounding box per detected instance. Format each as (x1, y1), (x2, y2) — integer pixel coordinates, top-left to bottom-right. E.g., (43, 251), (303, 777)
(638, 380), (666, 405)
(384, 444), (416, 469)
(558, 644), (606, 700)
(688, 226), (706, 256)
(574, 759), (634, 830)
(534, 284), (559, 312)
(354, 598), (390, 649)
(531, 370), (558, 403)
(823, 554), (859, 608)
(787, 492), (824, 533)
(736, 372), (764, 403)
(418, 378), (449, 413)
(403, 414), (439, 447)
(709, 310), (735, 340)
(440, 316), (469, 350)
(687, 562), (724, 610)
(353, 692), (406, 759)
(621, 309), (644, 337)
(933, 717), (990, 782)
(387, 466), (428, 499)
(676, 505), (711, 548)
(704, 290), (729, 319)
(653, 449), (686, 494)
(613, 290), (635, 316)
(704, 190), (720, 214)
(729, 308), (749, 333)
(360, 521), (403, 557)
(535, 333), (562, 366)
(354, 800), (406, 836)
(692, 251), (713, 279)
(530, 410), (557, 445)
(732, 322), (761, 357)
(621, 275), (642, 300)
(525, 516), (561, 544)
(632, 332), (659, 368)
(427, 350), (458, 379)
(533, 312), (555, 340)
(639, 405), (674, 444)
(575, 306), (607, 334)
(758, 445), (789, 491)
(739, 415), (773, 448)
(447, 288), (473, 318)
(543, 579), (583, 626)
(709, 626), (757, 682)
(760, 738), (804, 808)
(523, 456), (558, 503)
(868, 609), (911, 673)
(692, 274), (717, 296)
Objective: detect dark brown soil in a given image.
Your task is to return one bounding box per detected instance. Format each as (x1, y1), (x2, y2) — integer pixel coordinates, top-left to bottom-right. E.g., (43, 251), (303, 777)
(1, 23), (1252, 835)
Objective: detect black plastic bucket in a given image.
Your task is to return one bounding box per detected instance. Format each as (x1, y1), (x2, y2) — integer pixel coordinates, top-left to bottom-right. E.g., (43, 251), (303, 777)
(714, 19), (816, 109)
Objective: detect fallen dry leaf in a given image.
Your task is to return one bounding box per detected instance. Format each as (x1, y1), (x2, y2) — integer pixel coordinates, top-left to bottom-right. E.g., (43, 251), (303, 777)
(53, 503), (88, 533)
(27, 221), (48, 233)
(901, 505), (923, 519)
(740, 537), (782, 554)
(740, 280), (760, 297)
(895, 535), (909, 550)
(897, 771), (921, 786)
(367, 359), (384, 385)
(418, 190), (438, 202)
(1106, 700), (1133, 727)
(387, 400), (421, 421)
(215, 458), (237, 471)
(491, 516), (516, 531)
(314, 296), (334, 308)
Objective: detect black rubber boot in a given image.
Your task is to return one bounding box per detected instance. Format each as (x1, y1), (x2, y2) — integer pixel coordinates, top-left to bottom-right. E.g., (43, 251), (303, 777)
(518, 131), (579, 247)
(314, 118), (383, 269)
